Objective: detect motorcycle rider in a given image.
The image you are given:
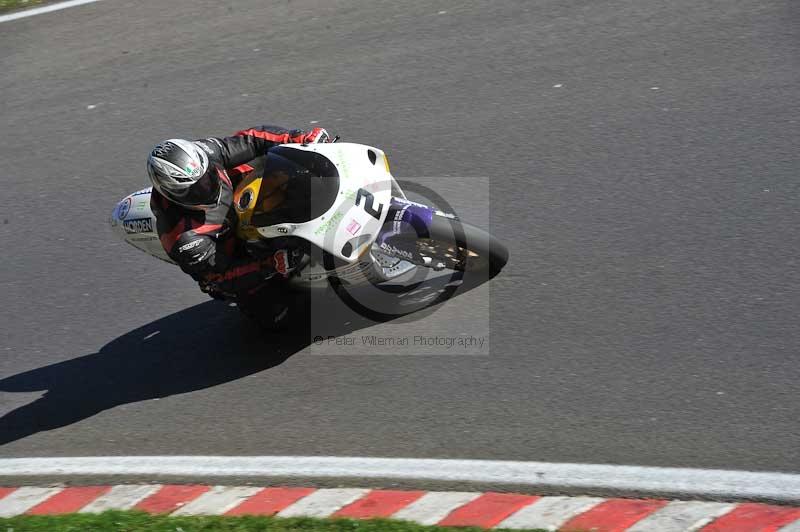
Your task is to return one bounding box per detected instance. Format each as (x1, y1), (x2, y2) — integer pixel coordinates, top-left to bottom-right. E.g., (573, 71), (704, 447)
(146, 124), (332, 326)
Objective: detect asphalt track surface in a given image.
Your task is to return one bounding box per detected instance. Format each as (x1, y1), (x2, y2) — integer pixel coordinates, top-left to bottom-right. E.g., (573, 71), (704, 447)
(1, 0), (798, 477)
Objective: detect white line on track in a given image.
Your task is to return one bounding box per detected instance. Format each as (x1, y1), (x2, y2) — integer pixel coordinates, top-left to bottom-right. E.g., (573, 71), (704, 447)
(0, 486), (63, 517)
(171, 486), (262, 516)
(0, 456), (799, 503)
(626, 501), (736, 532)
(79, 484), (162, 513)
(277, 488), (368, 518)
(0, 0), (104, 24)
(392, 492), (482, 526)
(497, 496), (606, 530)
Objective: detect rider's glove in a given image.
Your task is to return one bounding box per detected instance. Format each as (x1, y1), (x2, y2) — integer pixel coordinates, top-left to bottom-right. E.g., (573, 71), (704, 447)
(302, 127), (334, 144)
(272, 248), (306, 277)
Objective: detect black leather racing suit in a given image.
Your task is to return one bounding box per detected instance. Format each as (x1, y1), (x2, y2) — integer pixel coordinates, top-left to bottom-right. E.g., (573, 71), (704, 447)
(150, 125), (322, 299)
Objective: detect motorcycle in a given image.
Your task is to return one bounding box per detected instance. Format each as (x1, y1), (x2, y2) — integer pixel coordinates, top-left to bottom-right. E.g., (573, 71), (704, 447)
(110, 142), (508, 317)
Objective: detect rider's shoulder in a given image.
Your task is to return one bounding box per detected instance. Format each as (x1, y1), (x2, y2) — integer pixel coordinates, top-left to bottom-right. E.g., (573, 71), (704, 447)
(193, 138), (224, 157)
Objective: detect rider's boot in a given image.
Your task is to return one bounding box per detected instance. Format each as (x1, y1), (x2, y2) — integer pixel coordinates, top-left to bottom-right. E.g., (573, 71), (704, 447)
(237, 280), (292, 332)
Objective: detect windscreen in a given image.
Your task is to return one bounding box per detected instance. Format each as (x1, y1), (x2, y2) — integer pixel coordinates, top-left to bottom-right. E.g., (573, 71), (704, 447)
(251, 147), (340, 226)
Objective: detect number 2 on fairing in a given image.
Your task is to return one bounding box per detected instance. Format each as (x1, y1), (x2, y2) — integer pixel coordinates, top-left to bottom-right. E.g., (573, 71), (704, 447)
(356, 188), (384, 219)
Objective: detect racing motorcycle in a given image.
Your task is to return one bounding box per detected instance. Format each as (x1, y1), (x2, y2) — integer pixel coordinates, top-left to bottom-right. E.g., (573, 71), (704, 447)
(110, 142), (508, 317)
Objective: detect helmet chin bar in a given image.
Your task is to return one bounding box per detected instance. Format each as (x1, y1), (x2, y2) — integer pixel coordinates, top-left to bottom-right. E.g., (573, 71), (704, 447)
(176, 184), (223, 211)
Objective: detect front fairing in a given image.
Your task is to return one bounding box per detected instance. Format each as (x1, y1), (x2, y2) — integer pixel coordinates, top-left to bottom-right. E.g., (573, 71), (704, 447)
(234, 143), (393, 263)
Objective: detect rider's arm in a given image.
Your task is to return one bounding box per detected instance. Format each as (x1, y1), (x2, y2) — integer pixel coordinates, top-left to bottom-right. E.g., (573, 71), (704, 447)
(149, 192), (278, 294)
(169, 231), (279, 295)
(193, 125), (327, 169)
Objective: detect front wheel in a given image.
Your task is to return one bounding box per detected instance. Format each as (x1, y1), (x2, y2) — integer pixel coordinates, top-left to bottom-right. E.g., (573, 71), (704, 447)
(328, 209), (509, 321)
(411, 214), (509, 278)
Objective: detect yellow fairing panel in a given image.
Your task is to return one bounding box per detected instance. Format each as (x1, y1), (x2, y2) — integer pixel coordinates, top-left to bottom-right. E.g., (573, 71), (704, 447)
(233, 174), (263, 240)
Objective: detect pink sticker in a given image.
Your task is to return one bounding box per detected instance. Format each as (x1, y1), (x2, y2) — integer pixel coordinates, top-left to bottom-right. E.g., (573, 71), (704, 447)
(346, 219), (362, 235)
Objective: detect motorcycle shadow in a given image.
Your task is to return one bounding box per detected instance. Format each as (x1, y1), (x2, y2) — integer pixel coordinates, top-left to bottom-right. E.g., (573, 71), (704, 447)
(0, 271), (493, 447)
(0, 292), (369, 447)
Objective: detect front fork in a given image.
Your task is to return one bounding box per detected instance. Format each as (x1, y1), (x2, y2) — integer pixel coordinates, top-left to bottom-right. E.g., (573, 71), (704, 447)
(375, 197), (437, 264)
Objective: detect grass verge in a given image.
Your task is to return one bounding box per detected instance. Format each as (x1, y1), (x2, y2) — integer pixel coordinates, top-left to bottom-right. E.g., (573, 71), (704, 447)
(0, 510), (546, 531)
(0, 0), (43, 14)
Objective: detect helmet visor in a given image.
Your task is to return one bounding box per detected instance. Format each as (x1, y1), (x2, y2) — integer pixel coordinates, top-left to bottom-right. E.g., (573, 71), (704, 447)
(170, 171), (221, 209)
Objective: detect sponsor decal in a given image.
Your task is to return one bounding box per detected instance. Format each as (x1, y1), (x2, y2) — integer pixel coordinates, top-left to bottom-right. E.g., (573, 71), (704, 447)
(117, 197), (132, 220)
(178, 239), (201, 252)
(185, 160), (201, 176)
(380, 242), (414, 260)
(346, 219), (362, 235)
(313, 211), (344, 236)
(132, 188), (151, 197)
(122, 217), (153, 234)
(276, 226), (289, 234)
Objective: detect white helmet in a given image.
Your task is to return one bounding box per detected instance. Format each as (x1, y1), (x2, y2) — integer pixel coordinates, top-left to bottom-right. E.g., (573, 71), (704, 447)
(146, 139), (219, 209)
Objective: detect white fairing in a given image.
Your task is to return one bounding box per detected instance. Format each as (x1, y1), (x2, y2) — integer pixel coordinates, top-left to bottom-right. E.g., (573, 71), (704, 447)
(111, 142), (402, 284)
(255, 143), (393, 263)
(110, 188), (174, 264)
